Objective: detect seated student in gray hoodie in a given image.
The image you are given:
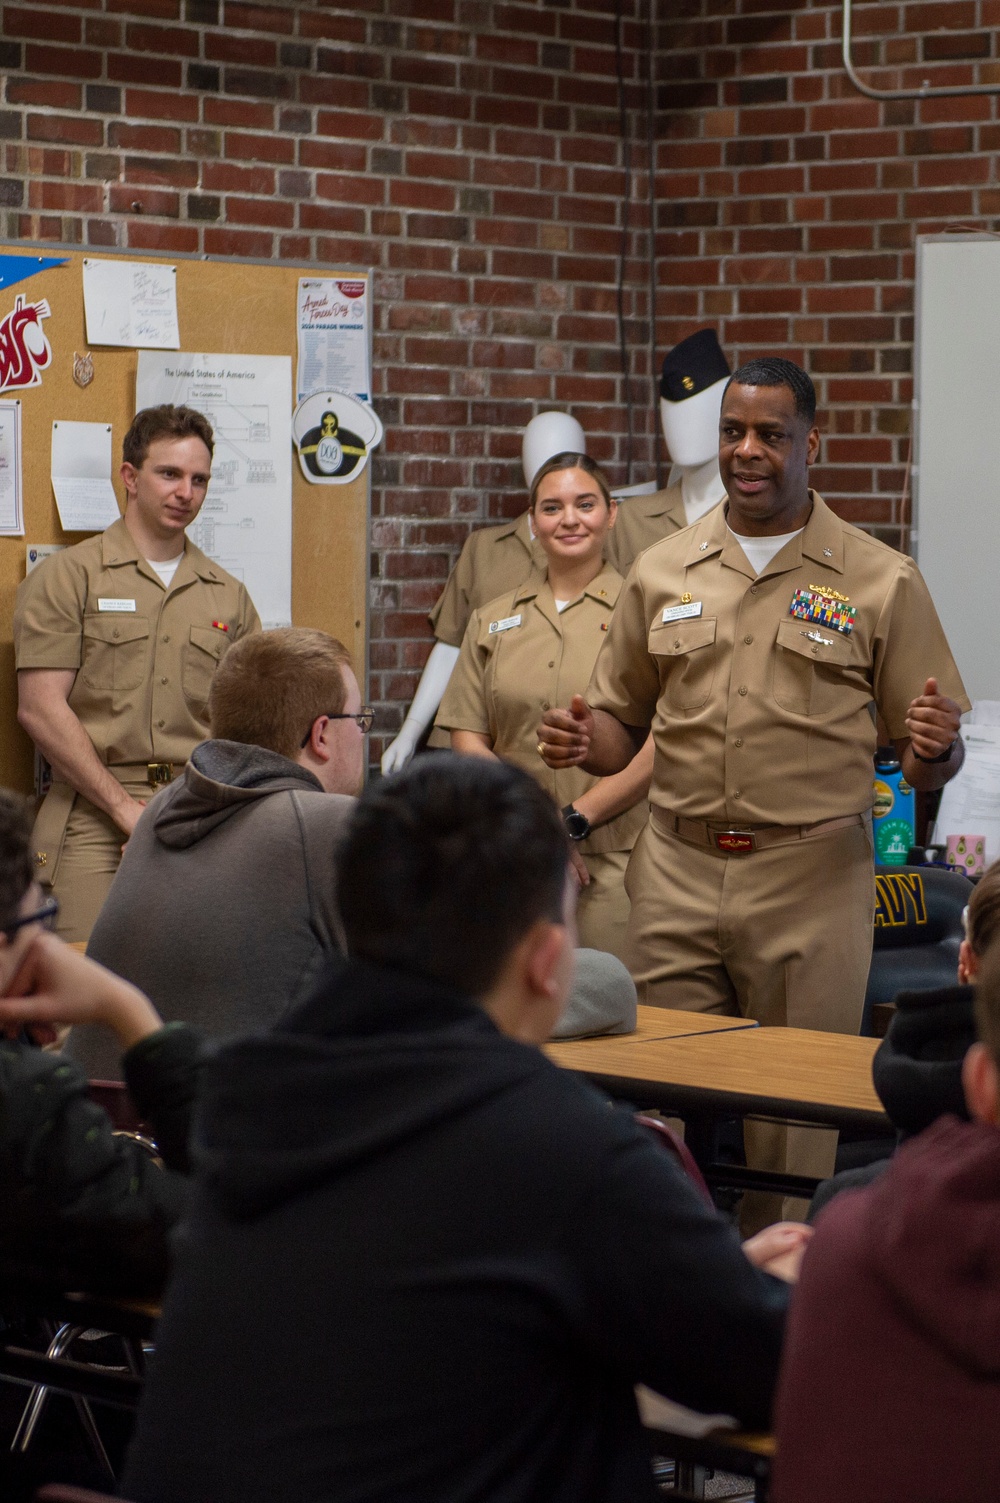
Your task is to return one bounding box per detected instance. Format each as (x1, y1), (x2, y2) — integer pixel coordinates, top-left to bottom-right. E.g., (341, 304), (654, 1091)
(75, 627), (363, 1076)
(78, 626), (636, 1077)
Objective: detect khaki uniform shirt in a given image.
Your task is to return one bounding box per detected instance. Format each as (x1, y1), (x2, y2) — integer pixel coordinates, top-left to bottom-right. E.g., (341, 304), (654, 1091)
(437, 563), (646, 855)
(14, 517), (261, 767)
(606, 483), (688, 576)
(589, 492), (970, 827)
(428, 512), (546, 648)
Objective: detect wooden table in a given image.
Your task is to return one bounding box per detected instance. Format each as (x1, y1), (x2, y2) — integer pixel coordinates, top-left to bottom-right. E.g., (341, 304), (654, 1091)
(549, 1023), (890, 1199)
(552, 1024), (885, 1132)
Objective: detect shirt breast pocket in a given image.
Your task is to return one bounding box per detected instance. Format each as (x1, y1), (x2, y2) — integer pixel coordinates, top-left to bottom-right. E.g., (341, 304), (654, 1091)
(772, 616), (857, 716)
(648, 617), (718, 710)
(80, 614), (150, 694)
(183, 624), (228, 708)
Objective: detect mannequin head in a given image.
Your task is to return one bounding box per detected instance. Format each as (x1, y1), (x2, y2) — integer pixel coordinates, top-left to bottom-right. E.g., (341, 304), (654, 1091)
(660, 380), (728, 469)
(658, 328), (731, 471)
(522, 411), (586, 489)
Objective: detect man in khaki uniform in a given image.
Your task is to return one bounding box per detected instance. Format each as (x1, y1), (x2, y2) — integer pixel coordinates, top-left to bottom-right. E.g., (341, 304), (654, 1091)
(14, 404), (260, 942)
(539, 358), (968, 1218)
(437, 561), (647, 959)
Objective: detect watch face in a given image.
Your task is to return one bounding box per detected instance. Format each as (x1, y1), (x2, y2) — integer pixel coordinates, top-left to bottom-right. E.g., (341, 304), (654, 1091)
(565, 810), (590, 839)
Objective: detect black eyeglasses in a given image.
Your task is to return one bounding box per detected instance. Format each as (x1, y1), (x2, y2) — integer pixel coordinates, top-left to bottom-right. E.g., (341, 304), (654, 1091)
(300, 708), (376, 748)
(4, 896), (59, 939)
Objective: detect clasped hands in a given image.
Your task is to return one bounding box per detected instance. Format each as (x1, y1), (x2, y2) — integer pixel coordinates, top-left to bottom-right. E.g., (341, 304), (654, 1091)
(537, 694), (594, 771)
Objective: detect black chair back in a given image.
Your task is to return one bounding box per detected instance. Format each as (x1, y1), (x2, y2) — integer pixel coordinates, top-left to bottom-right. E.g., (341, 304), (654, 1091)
(862, 864), (973, 1034)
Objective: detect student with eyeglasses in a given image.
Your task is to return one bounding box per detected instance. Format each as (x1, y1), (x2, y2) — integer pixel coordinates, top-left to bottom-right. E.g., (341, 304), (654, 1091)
(0, 786), (198, 1294)
(74, 628), (365, 1079)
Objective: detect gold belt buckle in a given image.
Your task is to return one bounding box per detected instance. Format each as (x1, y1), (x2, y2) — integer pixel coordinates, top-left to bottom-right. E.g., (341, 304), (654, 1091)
(714, 828), (756, 854)
(146, 762), (172, 791)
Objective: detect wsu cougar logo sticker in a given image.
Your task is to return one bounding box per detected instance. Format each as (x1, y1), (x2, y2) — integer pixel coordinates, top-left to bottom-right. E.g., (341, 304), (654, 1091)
(0, 295), (52, 393)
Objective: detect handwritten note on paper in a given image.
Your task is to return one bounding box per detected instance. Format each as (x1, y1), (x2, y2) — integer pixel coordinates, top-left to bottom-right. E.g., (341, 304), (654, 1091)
(50, 420), (121, 532)
(0, 400), (23, 536)
(83, 258), (180, 349)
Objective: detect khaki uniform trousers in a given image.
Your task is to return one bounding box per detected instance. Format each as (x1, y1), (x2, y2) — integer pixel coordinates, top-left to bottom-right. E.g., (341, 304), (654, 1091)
(577, 848), (631, 964)
(32, 776), (161, 945)
(624, 816), (876, 1228)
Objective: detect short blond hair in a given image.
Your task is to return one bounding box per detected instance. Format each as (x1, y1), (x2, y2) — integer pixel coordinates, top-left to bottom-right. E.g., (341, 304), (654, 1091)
(209, 628), (353, 760)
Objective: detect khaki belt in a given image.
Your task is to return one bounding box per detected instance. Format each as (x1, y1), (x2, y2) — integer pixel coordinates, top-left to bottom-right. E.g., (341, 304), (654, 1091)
(107, 762), (186, 792)
(651, 805), (864, 855)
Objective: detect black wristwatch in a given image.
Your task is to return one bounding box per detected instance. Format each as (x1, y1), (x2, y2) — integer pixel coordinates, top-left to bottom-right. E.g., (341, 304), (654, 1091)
(562, 803), (592, 841)
(913, 738), (958, 765)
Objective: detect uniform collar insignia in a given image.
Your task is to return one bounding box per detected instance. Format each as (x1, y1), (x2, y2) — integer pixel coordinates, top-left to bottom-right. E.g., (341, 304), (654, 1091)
(799, 491), (845, 573)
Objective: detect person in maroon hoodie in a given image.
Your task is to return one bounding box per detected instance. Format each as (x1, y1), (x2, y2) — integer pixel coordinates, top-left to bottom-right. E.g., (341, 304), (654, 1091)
(772, 928), (1000, 1503)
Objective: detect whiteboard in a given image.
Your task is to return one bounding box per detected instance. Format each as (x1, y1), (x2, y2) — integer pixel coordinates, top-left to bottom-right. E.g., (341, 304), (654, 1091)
(914, 234), (1000, 703)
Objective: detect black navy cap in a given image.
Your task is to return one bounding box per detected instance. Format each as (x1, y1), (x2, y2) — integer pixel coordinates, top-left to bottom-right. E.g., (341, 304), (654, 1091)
(659, 328), (731, 402)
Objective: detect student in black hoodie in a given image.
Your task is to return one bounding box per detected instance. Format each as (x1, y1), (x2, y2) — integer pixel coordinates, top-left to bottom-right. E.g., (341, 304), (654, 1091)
(123, 754), (805, 1503)
(808, 859), (1000, 1219)
(0, 787), (200, 1295)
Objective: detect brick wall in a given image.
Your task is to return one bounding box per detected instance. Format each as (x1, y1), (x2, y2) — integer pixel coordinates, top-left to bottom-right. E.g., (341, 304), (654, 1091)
(0, 0), (657, 759)
(657, 0), (1000, 546)
(0, 0), (994, 754)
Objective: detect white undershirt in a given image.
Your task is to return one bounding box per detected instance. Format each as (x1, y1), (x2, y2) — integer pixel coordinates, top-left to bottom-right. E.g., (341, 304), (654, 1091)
(555, 599), (571, 613)
(727, 526), (804, 577)
(145, 553), (183, 589)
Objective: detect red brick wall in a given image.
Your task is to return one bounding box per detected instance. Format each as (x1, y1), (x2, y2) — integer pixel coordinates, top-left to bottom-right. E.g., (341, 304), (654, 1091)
(0, 0), (993, 753)
(657, 0), (1000, 548)
(0, 0), (658, 757)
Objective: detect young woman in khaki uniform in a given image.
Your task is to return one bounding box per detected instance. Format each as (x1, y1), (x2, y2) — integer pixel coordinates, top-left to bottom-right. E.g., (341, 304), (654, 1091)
(437, 454), (652, 961)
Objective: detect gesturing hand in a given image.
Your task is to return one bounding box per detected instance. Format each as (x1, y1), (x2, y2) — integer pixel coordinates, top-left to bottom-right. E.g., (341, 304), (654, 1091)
(537, 695), (594, 770)
(905, 677), (961, 762)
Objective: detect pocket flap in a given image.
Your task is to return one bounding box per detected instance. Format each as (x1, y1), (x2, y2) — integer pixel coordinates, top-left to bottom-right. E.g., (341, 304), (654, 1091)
(82, 613), (149, 645)
(775, 614), (854, 665)
(189, 624), (227, 660)
(648, 617), (717, 656)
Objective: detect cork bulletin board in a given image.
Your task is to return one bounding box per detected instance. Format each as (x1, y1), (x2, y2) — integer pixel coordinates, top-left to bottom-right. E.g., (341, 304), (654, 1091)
(0, 244), (370, 794)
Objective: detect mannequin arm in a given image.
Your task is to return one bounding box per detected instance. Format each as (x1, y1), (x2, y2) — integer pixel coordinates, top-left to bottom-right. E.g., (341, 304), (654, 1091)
(381, 642), (461, 774)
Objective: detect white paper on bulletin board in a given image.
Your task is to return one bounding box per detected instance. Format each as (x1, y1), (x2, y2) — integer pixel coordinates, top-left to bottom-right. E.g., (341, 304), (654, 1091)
(136, 351), (293, 628)
(297, 275), (370, 402)
(83, 258), (180, 349)
(0, 398), (22, 535)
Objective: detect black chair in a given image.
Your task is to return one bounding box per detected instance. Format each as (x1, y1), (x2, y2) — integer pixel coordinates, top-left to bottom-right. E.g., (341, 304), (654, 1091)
(862, 863), (973, 1036)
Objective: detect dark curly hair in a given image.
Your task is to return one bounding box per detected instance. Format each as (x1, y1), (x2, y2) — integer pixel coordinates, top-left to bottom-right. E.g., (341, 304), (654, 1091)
(725, 357), (817, 425)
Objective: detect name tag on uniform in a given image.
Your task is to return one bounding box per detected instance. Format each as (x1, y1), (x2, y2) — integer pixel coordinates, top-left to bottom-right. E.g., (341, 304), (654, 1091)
(661, 601), (702, 624)
(97, 598), (136, 612)
(488, 614), (521, 634)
